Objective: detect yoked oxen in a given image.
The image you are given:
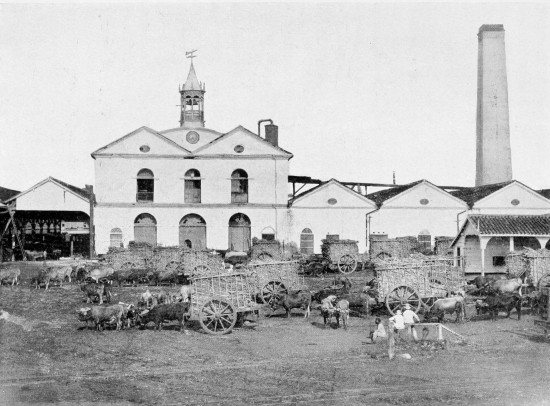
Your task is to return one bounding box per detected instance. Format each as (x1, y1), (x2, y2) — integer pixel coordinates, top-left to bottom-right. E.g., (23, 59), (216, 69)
(271, 291), (312, 318)
(485, 292), (522, 321)
(87, 266), (115, 284)
(487, 278), (523, 296)
(138, 302), (190, 333)
(424, 291), (466, 323)
(80, 283), (112, 305)
(78, 304), (124, 331)
(0, 266), (20, 287)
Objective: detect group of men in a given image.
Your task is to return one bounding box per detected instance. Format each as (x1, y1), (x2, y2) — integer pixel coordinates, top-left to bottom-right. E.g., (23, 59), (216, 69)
(369, 303), (421, 343)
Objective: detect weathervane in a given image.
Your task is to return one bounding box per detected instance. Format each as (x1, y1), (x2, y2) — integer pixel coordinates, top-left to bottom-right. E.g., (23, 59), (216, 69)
(186, 49), (198, 60)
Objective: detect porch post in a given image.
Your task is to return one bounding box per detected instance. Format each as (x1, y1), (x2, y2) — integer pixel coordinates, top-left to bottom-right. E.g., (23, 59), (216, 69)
(479, 236), (490, 277)
(536, 237), (550, 250)
(509, 237), (514, 252)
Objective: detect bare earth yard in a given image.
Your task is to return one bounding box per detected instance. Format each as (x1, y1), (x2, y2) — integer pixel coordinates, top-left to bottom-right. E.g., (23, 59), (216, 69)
(1, 264), (550, 405)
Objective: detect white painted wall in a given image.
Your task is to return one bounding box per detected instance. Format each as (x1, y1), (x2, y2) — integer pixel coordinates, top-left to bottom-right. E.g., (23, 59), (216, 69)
(94, 205), (285, 254)
(94, 156), (289, 206)
(472, 183), (550, 213)
(15, 181), (89, 214)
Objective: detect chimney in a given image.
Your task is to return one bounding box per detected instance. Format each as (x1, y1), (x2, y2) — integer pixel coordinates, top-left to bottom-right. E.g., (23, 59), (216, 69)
(475, 24), (513, 186)
(265, 124), (279, 147)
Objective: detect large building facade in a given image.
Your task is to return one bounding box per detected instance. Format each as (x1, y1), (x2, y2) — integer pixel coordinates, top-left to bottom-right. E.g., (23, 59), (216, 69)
(92, 62), (292, 254)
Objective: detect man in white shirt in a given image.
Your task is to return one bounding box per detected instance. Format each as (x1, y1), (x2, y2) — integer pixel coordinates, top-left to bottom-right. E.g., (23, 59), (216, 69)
(388, 309), (405, 332)
(402, 304), (420, 341)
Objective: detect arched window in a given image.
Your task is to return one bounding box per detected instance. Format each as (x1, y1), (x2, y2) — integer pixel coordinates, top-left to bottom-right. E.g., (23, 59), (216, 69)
(228, 213), (251, 251)
(231, 169), (248, 203)
(179, 214), (206, 249)
(137, 169), (154, 202)
(110, 228), (123, 248)
(300, 228), (314, 254)
(134, 213), (157, 246)
(184, 169), (201, 203)
(418, 229), (431, 253)
(261, 227), (275, 241)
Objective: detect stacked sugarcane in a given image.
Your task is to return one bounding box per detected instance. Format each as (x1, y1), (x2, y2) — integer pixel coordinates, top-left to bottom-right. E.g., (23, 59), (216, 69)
(321, 239), (358, 263)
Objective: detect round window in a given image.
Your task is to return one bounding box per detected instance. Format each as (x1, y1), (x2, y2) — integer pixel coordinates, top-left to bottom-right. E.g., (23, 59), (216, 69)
(186, 131), (200, 144)
(234, 145), (245, 153)
(420, 199), (429, 205)
(139, 145), (150, 153)
(328, 198), (337, 205)
(511, 199), (520, 206)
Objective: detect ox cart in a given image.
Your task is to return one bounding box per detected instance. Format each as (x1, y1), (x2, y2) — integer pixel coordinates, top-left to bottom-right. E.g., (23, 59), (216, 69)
(153, 248), (224, 276)
(374, 256), (465, 315)
(189, 271), (261, 335)
(247, 260), (306, 305)
(321, 238), (364, 274)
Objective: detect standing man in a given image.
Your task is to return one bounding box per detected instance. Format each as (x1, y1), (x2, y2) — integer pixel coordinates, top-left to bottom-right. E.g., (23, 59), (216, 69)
(402, 303), (420, 341)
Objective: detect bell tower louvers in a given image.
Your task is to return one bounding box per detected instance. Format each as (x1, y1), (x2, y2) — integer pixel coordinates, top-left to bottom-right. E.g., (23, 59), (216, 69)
(179, 59), (205, 128)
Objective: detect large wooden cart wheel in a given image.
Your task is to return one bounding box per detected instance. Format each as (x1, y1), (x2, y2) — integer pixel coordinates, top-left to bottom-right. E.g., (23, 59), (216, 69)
(261, 281), (287, 305)
(385, 285), (422, 315)
(337, 254), (357, 274)
(198, 297), (237, 335)
(165, 260), (181, 273)
(538, 274), (550, 290)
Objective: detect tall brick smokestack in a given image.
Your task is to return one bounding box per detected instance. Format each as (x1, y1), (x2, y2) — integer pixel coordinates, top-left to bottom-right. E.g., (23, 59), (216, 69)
(475, 24), (513, 186)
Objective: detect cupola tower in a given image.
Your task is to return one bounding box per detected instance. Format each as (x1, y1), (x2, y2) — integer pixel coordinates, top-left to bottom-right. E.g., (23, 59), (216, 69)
(179, 52), (205, 128)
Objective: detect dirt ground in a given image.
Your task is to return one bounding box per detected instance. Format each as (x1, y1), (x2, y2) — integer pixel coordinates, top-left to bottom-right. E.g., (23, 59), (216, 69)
(1, 263), (550, 405)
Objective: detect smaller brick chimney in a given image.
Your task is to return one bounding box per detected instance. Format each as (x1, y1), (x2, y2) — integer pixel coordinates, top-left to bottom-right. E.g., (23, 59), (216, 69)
(265, 124), (278, 147)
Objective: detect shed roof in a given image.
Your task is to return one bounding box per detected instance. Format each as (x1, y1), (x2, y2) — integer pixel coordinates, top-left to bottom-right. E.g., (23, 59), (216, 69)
(0, 186), (20, 203)
(468, 214), (550, 235)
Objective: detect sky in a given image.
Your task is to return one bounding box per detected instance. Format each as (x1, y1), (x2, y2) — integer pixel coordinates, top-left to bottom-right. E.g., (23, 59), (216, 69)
(1, 2), (549, 192)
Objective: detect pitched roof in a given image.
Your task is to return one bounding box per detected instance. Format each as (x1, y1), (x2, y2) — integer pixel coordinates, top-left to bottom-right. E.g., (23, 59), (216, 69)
(182, 62), (201, 91)
(289, 178), (376, 206)
(50, 178), (91, 200)
(468, 214), (550, 235)
(449, 181), (514, 207)
(5, 177), (91, 203)
(0, 186), (20, 203)
(365, 180), (423, 207)
(538, 189), (550, 200)
(193, 125), (293, 157)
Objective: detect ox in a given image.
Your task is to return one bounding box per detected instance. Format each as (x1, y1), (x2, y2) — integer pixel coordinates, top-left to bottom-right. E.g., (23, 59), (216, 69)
(0, 267), (20, 287)
(487, 278), (523, 297)
(157, 290), (172, 305)
(107, 269), (133, 287)
(425, 291), (466, 323)
(87, 267), (115, 284)
(138, 302), (189, 333)
(271, 291), (312, 318)
(78, 305), (124, 331)
(140, 289), (154, 308)
(118, 302), (137, 329)
(149, 269), (177, 286)
(80, 283), (112, 304)
(179, 284), (192, 303)
(485, 292), (522, 321)
(42, 265), (73, 289)
(335, 299), (350, 329)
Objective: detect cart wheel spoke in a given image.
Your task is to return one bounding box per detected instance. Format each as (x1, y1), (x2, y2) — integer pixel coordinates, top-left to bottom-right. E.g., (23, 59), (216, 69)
(199, 297), (237, 335)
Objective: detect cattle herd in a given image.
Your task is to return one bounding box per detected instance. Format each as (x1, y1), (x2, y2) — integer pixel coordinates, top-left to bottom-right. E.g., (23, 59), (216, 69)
(0, 261), (537, 337)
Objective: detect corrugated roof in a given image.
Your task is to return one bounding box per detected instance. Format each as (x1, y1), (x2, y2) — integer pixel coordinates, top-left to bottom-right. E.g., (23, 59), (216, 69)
(450, 181), (513, 207)
(0, 186), (20, 203)
(468, 215), (550, 235)
(365, 180), (423, 207)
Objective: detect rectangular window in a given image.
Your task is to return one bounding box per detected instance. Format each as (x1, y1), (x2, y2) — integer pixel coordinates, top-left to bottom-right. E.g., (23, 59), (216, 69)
(184, 179), (201, 203)
(137, 179), (154, 202)
(493, 256), (506, 266)
(231, 179), (248, 203)
(261, 233), (275, 241)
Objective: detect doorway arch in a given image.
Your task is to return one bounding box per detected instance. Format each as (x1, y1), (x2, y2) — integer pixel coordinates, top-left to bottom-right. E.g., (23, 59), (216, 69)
(228, 213), (251, 251)
(179, 214), (206, 249)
